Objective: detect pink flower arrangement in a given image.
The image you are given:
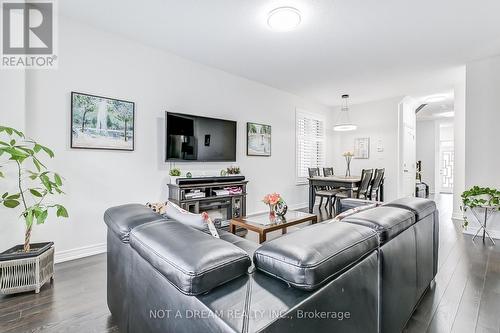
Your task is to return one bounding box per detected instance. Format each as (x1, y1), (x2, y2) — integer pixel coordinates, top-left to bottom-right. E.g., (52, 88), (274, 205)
(263, 193), (281, 205)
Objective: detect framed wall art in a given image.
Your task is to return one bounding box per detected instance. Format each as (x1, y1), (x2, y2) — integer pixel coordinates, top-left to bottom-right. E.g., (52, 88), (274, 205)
(71, 92), (135, 151)
(247, 122), (271, 156)
(354, 137), (370, 159)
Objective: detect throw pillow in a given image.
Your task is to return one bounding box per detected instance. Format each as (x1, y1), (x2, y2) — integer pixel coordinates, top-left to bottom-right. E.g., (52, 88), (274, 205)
(164, 200), (213, 234)
(333, 203), (377, 222)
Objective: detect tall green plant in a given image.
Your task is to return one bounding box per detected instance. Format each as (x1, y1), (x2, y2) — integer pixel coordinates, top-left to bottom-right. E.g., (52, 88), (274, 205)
(0, 125), (68, 252)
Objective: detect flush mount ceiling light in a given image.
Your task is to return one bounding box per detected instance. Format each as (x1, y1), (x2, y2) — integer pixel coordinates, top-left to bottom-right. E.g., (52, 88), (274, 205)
(333, 94), (357, 131)
(267, 7), (301, 32)
(435, 111), (455, 118)
(425, 94), (447, 103)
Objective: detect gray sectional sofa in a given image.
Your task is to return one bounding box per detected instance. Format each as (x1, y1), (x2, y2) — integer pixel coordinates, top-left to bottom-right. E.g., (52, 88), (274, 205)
(104, 197), (438, 333)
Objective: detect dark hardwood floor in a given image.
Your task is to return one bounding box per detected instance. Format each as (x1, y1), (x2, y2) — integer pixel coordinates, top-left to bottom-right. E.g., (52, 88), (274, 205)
(1, 194), (499, 333)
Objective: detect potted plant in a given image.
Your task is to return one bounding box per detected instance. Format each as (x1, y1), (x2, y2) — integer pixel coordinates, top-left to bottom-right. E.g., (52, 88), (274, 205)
(262, 193), (281, 216)
(226, 166), (241, 175)
(169, 167), (181, 184)
(0, 125), (68, 294)
(461, 186), (500, 228)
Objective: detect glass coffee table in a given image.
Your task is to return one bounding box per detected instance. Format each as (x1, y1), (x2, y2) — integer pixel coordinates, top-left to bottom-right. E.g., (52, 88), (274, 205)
(230, 210), (318, 243)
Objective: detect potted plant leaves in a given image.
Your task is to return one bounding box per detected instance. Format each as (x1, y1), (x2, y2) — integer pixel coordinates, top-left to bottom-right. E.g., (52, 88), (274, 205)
(169, 167), (181, 184)
(0, 125), (68, 294)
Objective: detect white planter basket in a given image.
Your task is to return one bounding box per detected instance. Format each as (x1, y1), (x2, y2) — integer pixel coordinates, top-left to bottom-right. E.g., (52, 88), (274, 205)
(0, 246), (55, 294)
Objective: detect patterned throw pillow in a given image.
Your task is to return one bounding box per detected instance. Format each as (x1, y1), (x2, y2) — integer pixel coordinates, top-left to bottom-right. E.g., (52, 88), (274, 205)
(164, 201), (219, 238)
(332, 203), (378, 222)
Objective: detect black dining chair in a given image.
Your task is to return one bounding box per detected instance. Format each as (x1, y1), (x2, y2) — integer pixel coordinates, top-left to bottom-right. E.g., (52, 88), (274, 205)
(335, 168), (373, 200)
(308, 167), (339, 217)
(323, 167), (334, 177)
(356, 169), (374, 199)
(369, 168), (385, 201)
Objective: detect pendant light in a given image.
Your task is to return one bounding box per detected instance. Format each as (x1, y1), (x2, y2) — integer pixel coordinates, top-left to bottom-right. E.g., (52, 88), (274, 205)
(333, 94), (357, 131)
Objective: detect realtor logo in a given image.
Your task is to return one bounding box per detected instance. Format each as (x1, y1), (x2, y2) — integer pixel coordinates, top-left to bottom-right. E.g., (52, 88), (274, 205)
(1, 0), (57, 68)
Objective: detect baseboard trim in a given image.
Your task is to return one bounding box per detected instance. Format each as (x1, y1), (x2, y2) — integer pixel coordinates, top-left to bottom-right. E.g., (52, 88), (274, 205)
(55, 243), (106, 264)
(53, 202), (313, 264)
(247, 202), (309, 217)
(451, 212), (464, 221)
(462, 226), (500, 240)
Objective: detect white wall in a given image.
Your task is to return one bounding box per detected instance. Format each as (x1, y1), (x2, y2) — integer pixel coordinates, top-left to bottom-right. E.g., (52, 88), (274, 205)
(416, 120), (436, 192)
(330, 97), (402, 202)
(453, 75), (466, 220)
(1, 17), (331, 261)
(464, 55), (500, 238)
(0, 70), (27, 257)
(397, 97), (417, 198)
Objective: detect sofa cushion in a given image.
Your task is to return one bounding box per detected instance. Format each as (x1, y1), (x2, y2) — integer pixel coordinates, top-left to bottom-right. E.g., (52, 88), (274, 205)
(383, 197), (436, 220)
(253, 222), (378, 291)
(342, 206), (415, 243)
(104, 204), (165, 243)
(130, 220), (251, 295)
(164, 200), (209, 232)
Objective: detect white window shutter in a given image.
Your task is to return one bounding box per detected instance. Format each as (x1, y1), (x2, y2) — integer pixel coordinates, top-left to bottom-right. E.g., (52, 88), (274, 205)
(296, 111), (325, 184)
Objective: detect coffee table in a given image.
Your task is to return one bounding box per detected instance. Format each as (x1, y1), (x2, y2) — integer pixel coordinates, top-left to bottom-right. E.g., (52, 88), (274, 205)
(230, 210), (317, 243)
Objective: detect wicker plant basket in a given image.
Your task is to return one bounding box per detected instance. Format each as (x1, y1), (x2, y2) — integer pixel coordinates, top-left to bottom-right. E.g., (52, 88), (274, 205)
(0, 246), (54, 294)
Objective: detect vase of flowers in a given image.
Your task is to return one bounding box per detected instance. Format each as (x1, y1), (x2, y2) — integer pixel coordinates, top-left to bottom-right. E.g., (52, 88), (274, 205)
(343, 151), (354, 177)
(263, 193), (281, 216)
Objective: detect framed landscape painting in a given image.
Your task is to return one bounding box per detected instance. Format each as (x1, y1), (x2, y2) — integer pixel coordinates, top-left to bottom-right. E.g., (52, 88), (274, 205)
(247, 122), (271, 156)
(71, 92), (135, 151)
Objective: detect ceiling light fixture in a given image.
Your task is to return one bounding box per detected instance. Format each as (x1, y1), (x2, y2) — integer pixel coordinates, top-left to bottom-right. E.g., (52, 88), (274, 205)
(435, 111), (455, 118)
(425, 94), (447, 103)
(333, 94), (357, 131)
(267, 7), (301, 32)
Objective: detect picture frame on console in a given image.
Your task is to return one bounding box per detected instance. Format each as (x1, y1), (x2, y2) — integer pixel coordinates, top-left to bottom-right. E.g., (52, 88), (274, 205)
(70, 92), (135, 151)
(247, 122), (271, 156)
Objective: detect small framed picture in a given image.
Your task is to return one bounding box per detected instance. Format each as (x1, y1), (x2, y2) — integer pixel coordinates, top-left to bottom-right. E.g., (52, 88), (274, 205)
(247, 122), (271, 156)
(354, 137), (370, 159)
(71, 92), (135, 151)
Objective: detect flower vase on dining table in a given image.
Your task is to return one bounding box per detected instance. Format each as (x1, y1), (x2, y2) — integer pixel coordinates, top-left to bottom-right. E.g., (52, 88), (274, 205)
(343, 151), (354, 177)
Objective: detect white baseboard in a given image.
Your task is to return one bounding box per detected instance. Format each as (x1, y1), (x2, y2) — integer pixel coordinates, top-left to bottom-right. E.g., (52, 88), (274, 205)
(462, 226), (500, 240)
(52, 202), (313, 264)
(55, 243), (106, 264)
(247, 202), (309, 216)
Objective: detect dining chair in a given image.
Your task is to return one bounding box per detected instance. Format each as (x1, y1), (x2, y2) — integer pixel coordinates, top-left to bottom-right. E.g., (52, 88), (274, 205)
(308, 167), (339, 217)
(356, 169), (374, 199)
(335, 168), (373, 201)
(369, 168), (385, 201)
(323, 167), (334, 177)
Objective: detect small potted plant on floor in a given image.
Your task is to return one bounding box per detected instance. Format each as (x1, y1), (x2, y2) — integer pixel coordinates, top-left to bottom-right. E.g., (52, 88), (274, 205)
(0, 125), (68, 294)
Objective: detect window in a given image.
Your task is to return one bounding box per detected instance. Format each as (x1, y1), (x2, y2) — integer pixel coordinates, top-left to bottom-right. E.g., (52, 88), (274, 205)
(296, 110), (325, 184)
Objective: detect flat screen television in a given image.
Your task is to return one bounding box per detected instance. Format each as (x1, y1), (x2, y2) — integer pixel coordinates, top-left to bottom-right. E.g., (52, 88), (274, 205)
(165, 112), (237, 162)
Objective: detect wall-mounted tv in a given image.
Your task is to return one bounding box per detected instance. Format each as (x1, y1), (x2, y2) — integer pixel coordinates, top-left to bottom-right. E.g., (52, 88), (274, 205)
(165, 112), (237, 162)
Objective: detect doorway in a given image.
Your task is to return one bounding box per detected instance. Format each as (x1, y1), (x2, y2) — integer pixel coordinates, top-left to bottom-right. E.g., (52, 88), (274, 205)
(438, 123), (454, 193)
(415, 93), (455, 195)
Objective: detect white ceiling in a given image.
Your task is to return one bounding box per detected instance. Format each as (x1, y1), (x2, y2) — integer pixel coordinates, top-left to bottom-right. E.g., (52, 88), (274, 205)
(59, 0), (500, 106)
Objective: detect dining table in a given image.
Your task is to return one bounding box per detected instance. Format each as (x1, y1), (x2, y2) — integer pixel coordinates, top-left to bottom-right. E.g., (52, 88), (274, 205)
(308, 175), (384, 213)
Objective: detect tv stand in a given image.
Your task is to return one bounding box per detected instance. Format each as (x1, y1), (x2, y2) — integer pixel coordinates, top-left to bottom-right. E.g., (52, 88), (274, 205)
(167, 176), (248, 235)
